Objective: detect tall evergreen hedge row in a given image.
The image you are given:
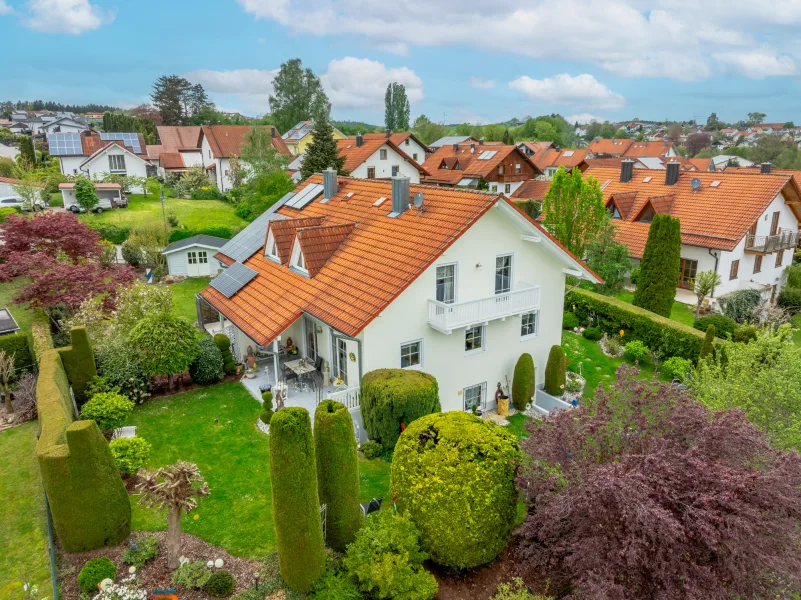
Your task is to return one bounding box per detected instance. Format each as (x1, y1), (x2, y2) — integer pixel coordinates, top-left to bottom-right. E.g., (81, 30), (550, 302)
(269, 407), (325, 593)
(31, 309), (54, 364)
(57, 326), (97, 405)
(314, 400), (361, 551)
(0, 330), (34, 375)
(36, 349), (130, 551)
(632, 213), (682, 317)
(360, 369), (441, 449)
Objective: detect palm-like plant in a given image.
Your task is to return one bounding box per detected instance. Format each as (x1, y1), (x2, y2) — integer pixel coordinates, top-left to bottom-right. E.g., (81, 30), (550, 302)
(136, 461), (209, 569)
(693, 270), (723, 318)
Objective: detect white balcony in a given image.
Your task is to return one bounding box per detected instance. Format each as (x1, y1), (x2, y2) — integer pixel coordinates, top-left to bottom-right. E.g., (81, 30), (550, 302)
(427, 284), (541, 334)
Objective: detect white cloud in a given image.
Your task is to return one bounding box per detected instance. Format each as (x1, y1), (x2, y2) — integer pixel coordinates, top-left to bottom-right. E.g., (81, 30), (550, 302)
(713, 50), (797, 78)
(22, 0), (114, 34)
(375, 41), (410, 56)
(186, 68), (278, 113)
(469, 77), (495, 89)
(565, 113), (603, 125)
(509, 74), (626, 110)
(0, 1), (13, 15)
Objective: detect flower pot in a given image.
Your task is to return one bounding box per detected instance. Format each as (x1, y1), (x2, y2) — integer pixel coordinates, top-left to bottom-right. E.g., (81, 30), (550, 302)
(497, 398), (509, 417)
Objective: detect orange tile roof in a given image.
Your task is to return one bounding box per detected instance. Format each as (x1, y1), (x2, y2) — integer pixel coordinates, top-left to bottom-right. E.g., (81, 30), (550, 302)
(200, 176), (597, 345)
(622, 140), (676, 158)
(588, 138), (633, 157)
(510, 179), (551, 201)
(689, 157), (714, 171)
(159, 152), (186, 170)
(200, 125), (291, 158)
(609, 191), (638, 219)
(531, 148), (590, 171)
(336, 138), (428, 176)
(79, 133), (147, 157)
(519, 141), (555, 155)
(585, 157), (625, 169)
(146, 144), (164, 160)
(0, 176), (43, 187)
(156, 126), (202, 151)
(297, 223), (356, 277)
(423, 143), (538, 185)
(587, 166), (801, 257)
(270, 216), (327, 264)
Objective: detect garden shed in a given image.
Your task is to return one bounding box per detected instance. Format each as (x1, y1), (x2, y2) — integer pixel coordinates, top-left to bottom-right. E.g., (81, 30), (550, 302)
(162, 235), (227, 277)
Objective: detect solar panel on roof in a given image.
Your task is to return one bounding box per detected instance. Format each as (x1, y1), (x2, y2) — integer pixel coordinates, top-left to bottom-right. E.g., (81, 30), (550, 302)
(47, 132), (82, 155)
(477, 151), (497, 160)
(210, 262), (257, 298)
(100, 132), (142, 154)
(285, 183), (323, 209)
(219, 208), (286, 263)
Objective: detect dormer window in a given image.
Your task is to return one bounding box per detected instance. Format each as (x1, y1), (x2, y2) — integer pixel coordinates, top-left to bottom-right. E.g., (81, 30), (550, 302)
(289, 236), (308, 274)
(440, 160), (449, 170)
(611, 206), (621, 219)
(295, 250), (306, 271)
(637, 204), (656, 223)
(265, 228), (279, 261)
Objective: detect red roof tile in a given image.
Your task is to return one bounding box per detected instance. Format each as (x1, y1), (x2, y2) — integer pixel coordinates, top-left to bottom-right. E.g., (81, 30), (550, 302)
(200, 126), (291, 158)
(588, 138), (634, 157)
(423, 144), (539, 185)
(296, 223), (356, 277)
(159, 152), (186, 170)
(622, 140), (676, 158)
(531, 148), (590, 171)
(336, 138), (428, 176)
(156, 126), (202, 151)
(510, 179), (551, 201)
(270, 216), (327, 264)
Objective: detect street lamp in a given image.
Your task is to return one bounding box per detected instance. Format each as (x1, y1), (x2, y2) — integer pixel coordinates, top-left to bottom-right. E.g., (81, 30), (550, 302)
(160, 187), (167, 237)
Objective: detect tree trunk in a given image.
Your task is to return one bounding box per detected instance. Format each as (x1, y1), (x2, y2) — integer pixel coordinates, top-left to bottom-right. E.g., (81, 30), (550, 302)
(167, 504), (181, 570)
(695, 298), (703, 319)
(4, 384), (12, 414)
(167, 373), (174, 391)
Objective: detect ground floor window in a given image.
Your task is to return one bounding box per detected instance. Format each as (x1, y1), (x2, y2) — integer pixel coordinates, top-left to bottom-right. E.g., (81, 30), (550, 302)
(754, 254), (763, 274)
(679, 258), (698, 288)
(729, 259), (739, 280)
(400, 340), (422, 368)
(521, 311), (538, 338)
(463, 382), (487, 411)
(465, 325), (484, 354)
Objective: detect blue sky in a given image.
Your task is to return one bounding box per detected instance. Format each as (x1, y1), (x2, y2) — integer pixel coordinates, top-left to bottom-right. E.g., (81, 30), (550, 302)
(3, 0), (801, 126)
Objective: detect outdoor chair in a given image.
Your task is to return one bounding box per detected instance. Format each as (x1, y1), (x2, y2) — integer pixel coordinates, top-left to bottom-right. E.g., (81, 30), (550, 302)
(314, 355), (324, 387)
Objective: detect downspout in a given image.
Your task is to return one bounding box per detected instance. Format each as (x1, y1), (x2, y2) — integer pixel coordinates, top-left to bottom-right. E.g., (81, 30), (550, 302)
(566, 275), (584, 295)
(708, 248), (719, 297)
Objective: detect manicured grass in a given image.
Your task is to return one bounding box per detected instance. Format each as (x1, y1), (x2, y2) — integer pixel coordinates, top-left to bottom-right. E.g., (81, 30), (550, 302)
(0, 278), (35, 338)
(79, 194), (247, 232)
(49, 192), (63, 207)
(169, 277), (210, 322)
(0, 422), (50, 599)
(616, 289), (696, 327)
(507, 413), (534, 440)
(129, 383), (391, 558)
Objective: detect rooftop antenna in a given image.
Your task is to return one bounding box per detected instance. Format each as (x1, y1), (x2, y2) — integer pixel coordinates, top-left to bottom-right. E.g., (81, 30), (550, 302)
(691, 177), (701, 193)
(413, 191), (425, 215)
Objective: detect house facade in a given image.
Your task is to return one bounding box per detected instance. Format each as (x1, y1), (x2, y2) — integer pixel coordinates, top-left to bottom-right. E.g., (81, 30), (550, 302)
(337, 135), (428, 183)
(361, 132), (429, 163)
(162, 235), (227, 277)
(282, 121), (347, 156)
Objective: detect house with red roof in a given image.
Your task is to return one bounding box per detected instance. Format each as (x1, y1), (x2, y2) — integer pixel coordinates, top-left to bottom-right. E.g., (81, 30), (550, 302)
(336, 134), (428, 183)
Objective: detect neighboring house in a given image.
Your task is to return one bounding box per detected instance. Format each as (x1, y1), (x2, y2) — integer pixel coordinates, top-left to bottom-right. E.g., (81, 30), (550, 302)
(147, 125), (203, 175)
(337, 134), (428, 183)
(199, 125), (291, 192)
(282, 120), (347, 156)
(361, 132), (429, 163)
(197, 172), (600, 424)
(423, 142), (540, 197)
(689, 155), (755, 172)
(530, 148), (591, 178)
(162, 235), (228, 277)
(0, 308), (20, 336)
(0, 176), (45, 201)
(40, 117), (87, 134)
(509, 179), (552, 204)
(428, 135), (479, 149)
(517, 141), (555, 157)
(0, 143), (19, 160)
(59, 182), (125, 212)
(595, 161), (801, 304)
(287, 153), (305, 183)
(7, 122), (29, 134)
(588, 138), (677, 158)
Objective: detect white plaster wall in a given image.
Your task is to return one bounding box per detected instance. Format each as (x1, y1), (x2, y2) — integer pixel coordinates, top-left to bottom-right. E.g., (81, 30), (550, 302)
(349, 145), (421, 183)
(361, 203), (566, 412)
(200, 136), (223, 190)
(84, 147), (148, 193)
(397, 138), (427, 163)
(181, 151), (203, 167)
(167, 252), (188, 276)
(59, 156), (84, 176)
(488, 180), (524, 198)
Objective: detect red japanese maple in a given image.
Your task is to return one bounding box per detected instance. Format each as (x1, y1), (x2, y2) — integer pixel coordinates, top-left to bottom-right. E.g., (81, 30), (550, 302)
(0, 212), (101, 265)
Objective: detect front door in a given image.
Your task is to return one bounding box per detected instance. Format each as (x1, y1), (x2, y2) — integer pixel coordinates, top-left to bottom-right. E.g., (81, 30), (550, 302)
(679, 258), (698, 289)
(334, 338), (348, 385)
(187, 251), (200, 276)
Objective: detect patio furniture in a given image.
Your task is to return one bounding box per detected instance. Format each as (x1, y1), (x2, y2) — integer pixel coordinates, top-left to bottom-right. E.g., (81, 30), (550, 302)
(313, 356), (324, 387)
(285, 358), (317, 391)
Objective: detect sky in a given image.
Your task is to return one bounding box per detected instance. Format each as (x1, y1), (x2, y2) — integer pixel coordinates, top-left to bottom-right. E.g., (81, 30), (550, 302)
(3, 0), (801, 126)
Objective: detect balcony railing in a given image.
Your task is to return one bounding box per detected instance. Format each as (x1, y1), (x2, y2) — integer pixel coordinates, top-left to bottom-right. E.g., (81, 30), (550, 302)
(329, 386), (360, 409)
(745, 229), (801, 253)
(428, 284), (541, 334)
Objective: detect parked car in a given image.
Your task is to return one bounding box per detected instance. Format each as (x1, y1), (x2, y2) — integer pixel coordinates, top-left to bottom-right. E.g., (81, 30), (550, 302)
(0, 196), (48, 211)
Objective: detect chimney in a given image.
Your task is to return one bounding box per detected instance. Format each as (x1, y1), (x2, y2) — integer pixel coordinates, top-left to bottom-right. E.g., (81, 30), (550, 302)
(761, 162), (771, 174)
(479, 137), (485, 145)
(390, 175), (410, 217)
(323, 168), (338, 201)
(665, 161), (680, 186)
(453, 143), (459, 152)
(271, 126), (277, 137)
(471, 143), (476, 154)
(620, 159), (634, 183)
(356, 133), (363, 148)
(385, 130), (391, 139)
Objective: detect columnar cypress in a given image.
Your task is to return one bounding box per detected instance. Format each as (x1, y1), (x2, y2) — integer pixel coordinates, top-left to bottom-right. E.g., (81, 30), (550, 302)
(511, 353), (535, 411)
(700, 324), (715, 359)
(314, 400), (361, 551)
(300, 109), (346, 179)
(544, 345), (566, 396)
(269, 407), (325, 593)
(633, 214), (682, 317)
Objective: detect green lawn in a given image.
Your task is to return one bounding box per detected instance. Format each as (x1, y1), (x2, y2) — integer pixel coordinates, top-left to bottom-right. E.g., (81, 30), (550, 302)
(0, 278), (35, 338)
(169, 277), (210, 322)
(79, 194), (248, 232)
(129, 383), (391, 558)
(0, 422), (50, 599)
(615, 289), (696, 327)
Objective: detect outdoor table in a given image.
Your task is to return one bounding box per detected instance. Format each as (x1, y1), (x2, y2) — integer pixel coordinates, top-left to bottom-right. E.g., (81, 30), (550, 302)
(284, 359), (316, 390)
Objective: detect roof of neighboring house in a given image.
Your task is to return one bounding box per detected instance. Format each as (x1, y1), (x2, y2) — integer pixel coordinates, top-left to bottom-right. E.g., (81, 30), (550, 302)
(518, 141), (555, 155)
(79, 141), (150, 168)
(588, 138), (634, 156)
(623, 140), (676, 158)
(423, 143), (539, 185)
(159, 152), (186, 170)
(587, 166), (801, 257)
(585, 157), (625, 169)
(156, 126), (202, 151)
(361, 132), (430, 152)
(0, 308), (20, 336)
(531, 148), (590, 171)
(59, 182), (121, 190)
(1, 176), (45, 188)
(162, 234), (228, 255)
(287, 153), (305, 173)
(428, 135), (478, 148)
(77, 133), (148, 158)
(200, 125), (291, 158)
(201, 176), (599, 345)
(335, 137), (429, 176)
(282, 121), (345, 145)
(689, 157), (714, 171)
(510, 179), (551, 201)
(146, 144), (164, 160)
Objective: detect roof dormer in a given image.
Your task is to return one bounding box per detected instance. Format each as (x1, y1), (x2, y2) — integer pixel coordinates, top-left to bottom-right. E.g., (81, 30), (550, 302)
(289, 236), (308, 276)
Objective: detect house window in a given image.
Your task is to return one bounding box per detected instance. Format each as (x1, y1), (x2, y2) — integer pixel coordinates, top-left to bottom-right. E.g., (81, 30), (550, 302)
(208, 150), (211, 159)
(505, 184), (511, 194)
(729, 259), (739, 280)
(400, 340), (422, 368)
(187, 251), (197, 265)
(637, 204), (656, 223)
(679, 258), (697, 288)
(266, 232), (278, 259)
(498, 164), (505, 175)
(108, 154), (126, 173)
(436, 264), (456, 303)
(413, 153), (418, 161)
(495, 254), (512, 294)
(405, 139), (410, 146)
(611, 205), (621, 219)
(380, 149), (387, 160)
(770, 211), (780, 236)
(367, 167), (376, 178)
(521, 311), (538, 338)
(754, 254), (762, 274)
(197, 251), (208, 264)
(515, 163), (522, 174)
(776, 249), (784, 267)
(392, 165), (399, 176)
(463, 382), (486, 411)
(465, 325), (484, 354)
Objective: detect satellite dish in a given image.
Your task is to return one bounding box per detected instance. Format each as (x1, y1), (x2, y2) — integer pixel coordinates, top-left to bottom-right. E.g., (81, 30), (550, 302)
(691, 177), (701, 191)
(413, 191), (425, 210)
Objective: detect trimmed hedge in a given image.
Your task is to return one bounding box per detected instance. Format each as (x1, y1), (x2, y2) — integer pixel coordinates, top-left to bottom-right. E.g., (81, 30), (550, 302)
(269, 407), (325, 593)
(189, 337), (224, 385)
(566, 287), (708, 361)
(78, 557), (117, 593)
(168, 225), (235, 243)
(0, 330), (34, 374)
(511, 353), (534, 411)
(314, 400), (361, 552)
(214, 333), (236, 374)
(391, 412), (520, 569)
(31, 309), (54, 364)
(693, 314), (737, 339)
(632, 213), (682, 317)
(89, 222), (131, 244)
(360, 369), (441, 450)
(57, 326), (97, 405)
(700, 325), (715, 359)
(562, 311), (579, 330)
(544, 345), (566, 396)
(36, 349), (131, 551)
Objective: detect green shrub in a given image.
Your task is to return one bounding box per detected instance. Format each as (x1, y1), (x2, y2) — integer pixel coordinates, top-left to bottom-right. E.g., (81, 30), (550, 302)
(624, 340), (649, 362)
(121, 242), (142, 267)
(269, 407), (325, 593)
(96, 339), (150, 404)
(122, 535), (159, 567)
(582, 326), (601, 341)
(168, 225), (234, 243)
(511, 353), (535, 411)
(700, 325), (715, 359)
(360, 440), (382, 459)
(205, 570), (236, 597)
(78, 557), (117, 593)
(632, 213), (682, 317)
(309, 568), (361, 600)
(172, 560), (213, 589)
(562, 311), (580, 330)
(260, 408), (274, 424)
(190, 337), (224, 384)
(491, 578), (552, 600)
(344, 510), (438, 600)
(733, 324), (758, 344)
(786, 263), (801, 288)
(777, 287), (801, 312)
(662, 356), (692, 380)
(314, 400), (361, 551)
(262, 390), (273, 410)
(89, 222), (131, 244)
(214, 333), (236, 374)
(629, 266), (641, 286)
(57, 326), (97, 405)
(391, 412), (520, 569)
(190, 186), (221, 200)
(360, 369), (441, 450)
(566, 287), (708, 361)
(80, 391), (135, 432)
(544, 345), (566, 396)
(109, 436), (151, 476)
(0, 206), (18, 223)
(48, 192), (64, 207)
(693, 314), (737, 338)
(0, 331), (34, 375)
(718, 289), (762, 323)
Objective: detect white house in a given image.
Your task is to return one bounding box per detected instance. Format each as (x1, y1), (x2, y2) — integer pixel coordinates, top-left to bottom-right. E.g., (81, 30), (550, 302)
(198, 171), (600, 425)
(361, 132), (429, 164)
(40, 117), (87, 135)
(599, 161), (801, 305)
(336, 135), (428, 183)
(77, 143), (150, 193)
(162, 235), (228, 277)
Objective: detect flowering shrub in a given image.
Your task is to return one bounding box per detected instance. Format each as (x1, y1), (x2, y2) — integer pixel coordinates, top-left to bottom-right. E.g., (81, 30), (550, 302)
(94, 582), (148, 600)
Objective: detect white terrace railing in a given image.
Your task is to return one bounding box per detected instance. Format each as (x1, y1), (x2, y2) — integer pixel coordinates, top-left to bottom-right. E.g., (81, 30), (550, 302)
(427, 284), (541, 334)
(329, 386), (361, 410)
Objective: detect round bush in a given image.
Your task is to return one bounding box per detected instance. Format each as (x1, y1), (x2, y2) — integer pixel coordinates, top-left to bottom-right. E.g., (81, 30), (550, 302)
(80, 391), (135, 432)
(214, 333), (236, 374)
(109, 436), (151, 476)
(562, 311), (580, 330)
(629, 266), (641, 286)
(662, 356), (692, 381)
(360, 440), (383, 459)
(777, 287), (801, 312)
(391, 412), (521, 569)
(262, 390), (273, 410)
(260, 408), (274, 424)
(624, 340), (649, 362)
(190, 337), (224, 384)
(582, 326), (601, 341)
(78, 557), (117, 593)
(511, 353), (535, 411)
(360, 369), (441, 450)
(205, 570), (235, 597)
(693, 314), (737, 338)
(732, 324), (758, 344)
(120, 242), (142, 267)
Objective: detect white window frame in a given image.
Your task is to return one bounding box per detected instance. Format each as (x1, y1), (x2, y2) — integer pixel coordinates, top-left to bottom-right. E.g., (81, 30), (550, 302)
(289, 237), (308, 274)
(520, 310), (539, 340)
(504, 183), (511, 194)
(108, 154), (126, 173)
(391, 165), (400, 176)
(464, 324), (485, 355)
(379, 149), (388, 160)
(187, 251), (198, 265)
(495, 254), (513, 295)
(463, 382), (487, 411)
(400, 339), (423, 369)
(197, 250), (208, 264)
(265, 229), (280, 262)
(367, 166), (376, 178)
(435, 262), (457, 304)
(413, 153), (418, 161)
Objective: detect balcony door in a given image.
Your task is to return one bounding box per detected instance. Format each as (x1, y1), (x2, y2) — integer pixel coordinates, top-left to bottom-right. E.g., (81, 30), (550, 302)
(770, 211), (780, 236)
(303, 316), (317, 361)
(436, 263), (456, 304)
(679, 258), (698, 289)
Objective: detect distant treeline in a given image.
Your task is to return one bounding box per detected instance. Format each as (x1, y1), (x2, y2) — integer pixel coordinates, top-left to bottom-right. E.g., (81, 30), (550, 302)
(10, 100), (121, 113)
(102, 112), (157, 145)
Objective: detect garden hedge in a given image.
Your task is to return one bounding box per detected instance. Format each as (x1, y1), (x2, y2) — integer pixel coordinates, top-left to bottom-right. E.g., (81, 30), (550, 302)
(89, 222), (131, 244)
(544, 345), (566, 396)
(391, 412), (520, 569)
(189, 336), (224, 384)
(35, 349), (130, 551)
(0, 206), (18, 223)
(168, 225), (235, 243)
(313, 400), (361, 552)
(269, 407), (325, 593)
(0, 330), (34, 374)
(566, 287), (709, 361)
(57, 326), (97, 405)
(360, 369), (441, 449)
(214, 333), (236, 374)
(511, 353), (535, 411)
(31, 309), (54, 364)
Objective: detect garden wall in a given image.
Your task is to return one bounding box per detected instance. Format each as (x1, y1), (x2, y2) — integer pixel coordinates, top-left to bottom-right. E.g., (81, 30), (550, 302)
(35, 348), (131, 552)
